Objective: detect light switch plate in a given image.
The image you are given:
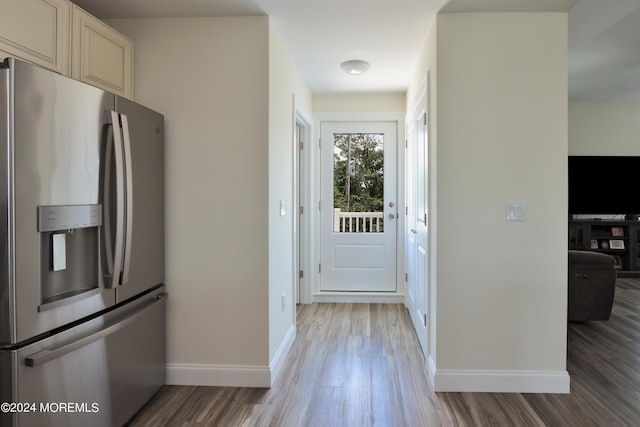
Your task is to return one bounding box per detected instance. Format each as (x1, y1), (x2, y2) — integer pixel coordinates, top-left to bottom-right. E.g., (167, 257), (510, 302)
(506, 201), (526, 221)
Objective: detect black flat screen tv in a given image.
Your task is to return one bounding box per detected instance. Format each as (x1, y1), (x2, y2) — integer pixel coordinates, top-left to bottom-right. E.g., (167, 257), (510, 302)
(568, 156), (640, 216)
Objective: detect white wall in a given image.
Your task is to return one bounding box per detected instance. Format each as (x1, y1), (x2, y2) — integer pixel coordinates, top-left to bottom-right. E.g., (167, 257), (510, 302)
(108, 17), (273, 383)
(268, 24), (312, 368)
(432, 12), (569, 392)
(569, 101), (640, 155)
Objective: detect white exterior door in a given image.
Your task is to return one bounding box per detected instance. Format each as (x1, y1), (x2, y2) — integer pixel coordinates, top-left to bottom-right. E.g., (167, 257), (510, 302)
(407, 107), (429, 356)
(320, 121), (397, 292)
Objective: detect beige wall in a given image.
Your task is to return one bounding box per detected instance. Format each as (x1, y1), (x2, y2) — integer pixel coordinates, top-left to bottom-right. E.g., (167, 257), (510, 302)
(108, 16), (312, 383)
(313, 93), (405, 112)
(427, 12), (569, 390)
(109, 17), (271, 368)
(109, 10), (571, 392)
(569, 101), (640, 155)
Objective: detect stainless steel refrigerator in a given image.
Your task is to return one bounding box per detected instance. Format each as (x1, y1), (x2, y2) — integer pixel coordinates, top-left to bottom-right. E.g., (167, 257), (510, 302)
(0, 58), (166, 427)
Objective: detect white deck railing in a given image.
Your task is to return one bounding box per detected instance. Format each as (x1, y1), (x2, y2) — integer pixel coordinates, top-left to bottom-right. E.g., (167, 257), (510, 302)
(333, 208), (384, 233)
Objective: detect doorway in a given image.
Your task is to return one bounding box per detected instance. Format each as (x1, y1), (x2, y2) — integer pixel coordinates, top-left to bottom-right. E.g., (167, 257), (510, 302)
(319, 121), (398, 292)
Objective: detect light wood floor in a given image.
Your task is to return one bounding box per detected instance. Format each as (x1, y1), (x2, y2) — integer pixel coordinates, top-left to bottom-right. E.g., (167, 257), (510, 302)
(127, 278), (640, 426)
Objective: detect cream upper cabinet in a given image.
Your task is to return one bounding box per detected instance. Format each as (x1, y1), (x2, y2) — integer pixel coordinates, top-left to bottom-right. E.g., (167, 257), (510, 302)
(71, 5), (133, 98)
(0, 0), (71, 75)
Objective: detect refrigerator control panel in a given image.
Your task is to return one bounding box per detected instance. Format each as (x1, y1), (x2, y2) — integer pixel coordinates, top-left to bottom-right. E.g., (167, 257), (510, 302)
(37, 204), (102, 232)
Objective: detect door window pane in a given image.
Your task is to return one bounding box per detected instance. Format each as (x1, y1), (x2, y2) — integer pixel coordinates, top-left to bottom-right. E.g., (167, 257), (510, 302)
(333, 133), (384, 233)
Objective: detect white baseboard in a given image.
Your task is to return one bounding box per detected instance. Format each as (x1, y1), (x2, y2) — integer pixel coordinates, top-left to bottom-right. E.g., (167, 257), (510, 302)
(427, 355), (437, 387)
(166, 325), (297, 388)
(166, 363), (271, 388)
(430, 362), (570, 394)
(313, 292), (405, 304)
(269, 324), (296, 386)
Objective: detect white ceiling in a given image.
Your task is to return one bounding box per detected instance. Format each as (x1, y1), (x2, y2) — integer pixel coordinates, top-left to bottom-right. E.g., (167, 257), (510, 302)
(72, 0), (640, 101)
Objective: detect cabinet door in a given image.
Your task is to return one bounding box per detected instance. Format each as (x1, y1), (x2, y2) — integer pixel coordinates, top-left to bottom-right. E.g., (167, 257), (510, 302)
(0, 0), (71, 75)
(71, 5), (133, 98)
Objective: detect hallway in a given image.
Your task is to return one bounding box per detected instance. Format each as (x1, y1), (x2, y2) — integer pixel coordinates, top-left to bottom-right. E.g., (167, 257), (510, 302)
(127, 303), (443, 426)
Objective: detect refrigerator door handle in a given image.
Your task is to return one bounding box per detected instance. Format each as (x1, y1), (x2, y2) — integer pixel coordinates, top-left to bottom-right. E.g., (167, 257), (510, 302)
(121, 114), (133, 286)
(106, 110), (126, 289)
(24, 293), (167, 368)
(103, 123), (115, 277)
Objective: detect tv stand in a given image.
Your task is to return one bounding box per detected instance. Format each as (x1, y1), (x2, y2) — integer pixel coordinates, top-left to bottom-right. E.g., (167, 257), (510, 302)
(569, 220), (640, 277)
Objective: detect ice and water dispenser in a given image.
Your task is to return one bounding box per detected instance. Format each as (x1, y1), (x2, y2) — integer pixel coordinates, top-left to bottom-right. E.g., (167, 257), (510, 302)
(37, 205), (102, 307)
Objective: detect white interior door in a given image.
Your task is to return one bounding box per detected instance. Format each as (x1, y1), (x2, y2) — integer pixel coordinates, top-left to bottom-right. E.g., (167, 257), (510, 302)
(413, 110), (429, 355)
(406, 120), (419, 334)
(320, 121), (397, 292)
(406, 77), (430, 357)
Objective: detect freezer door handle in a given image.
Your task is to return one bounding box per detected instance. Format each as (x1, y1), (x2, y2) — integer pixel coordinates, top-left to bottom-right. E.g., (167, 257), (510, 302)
(24, 294), (167, 368)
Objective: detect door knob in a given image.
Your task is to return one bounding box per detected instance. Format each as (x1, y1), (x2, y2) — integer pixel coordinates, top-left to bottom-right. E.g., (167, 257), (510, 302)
(389, 202), (395, 208)
(389, 214), (395, 219)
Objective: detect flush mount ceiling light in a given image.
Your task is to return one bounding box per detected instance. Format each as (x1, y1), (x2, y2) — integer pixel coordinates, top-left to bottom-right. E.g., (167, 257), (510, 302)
(340, 60), (370, 75)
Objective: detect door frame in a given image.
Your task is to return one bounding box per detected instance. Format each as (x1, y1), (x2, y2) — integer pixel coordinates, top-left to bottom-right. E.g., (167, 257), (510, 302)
(295, 111), (313, 305)
(305, 112), (406, 303)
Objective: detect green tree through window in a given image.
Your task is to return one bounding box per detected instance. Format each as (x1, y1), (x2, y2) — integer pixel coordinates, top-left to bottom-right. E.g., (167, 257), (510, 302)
(333, 133), (384, 216)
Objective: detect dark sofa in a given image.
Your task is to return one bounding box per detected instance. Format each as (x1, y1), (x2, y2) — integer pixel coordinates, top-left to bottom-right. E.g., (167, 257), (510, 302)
(568, 250), (617, 321)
